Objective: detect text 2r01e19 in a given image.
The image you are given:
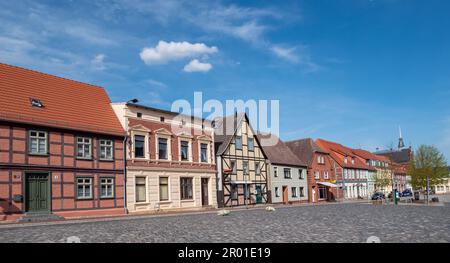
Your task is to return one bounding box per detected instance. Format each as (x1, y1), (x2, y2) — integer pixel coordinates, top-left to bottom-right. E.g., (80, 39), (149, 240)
(222, 247), (270, 258)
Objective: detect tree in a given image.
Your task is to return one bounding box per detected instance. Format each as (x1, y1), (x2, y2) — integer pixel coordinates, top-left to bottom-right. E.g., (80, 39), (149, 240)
(409, 145), (448, 189)
(374, 165), (392, 192)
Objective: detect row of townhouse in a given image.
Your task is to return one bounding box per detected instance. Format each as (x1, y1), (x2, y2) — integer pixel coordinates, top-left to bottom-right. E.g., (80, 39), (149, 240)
(0, 63), (412, 221)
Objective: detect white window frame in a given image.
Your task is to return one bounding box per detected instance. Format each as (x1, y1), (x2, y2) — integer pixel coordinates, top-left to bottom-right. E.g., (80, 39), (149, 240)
(197, 137), (212, 164)
(314, 171), (320, 180)
(231, 160), (237, 174)
(243, 161), (249, 175)
(155, 129), (172, 161)
(28, 130), (48, 155)
(291, 187), (297, 198)
(100, 177), (115, 198)
(284, 168), (292, 179)
(180, 177), (194, 200)
(158, 176), (170, 202)
(135, 176), (148, 203)
(77, 177), (93, 199)
(324, 171), (329, 179)
(76, 136), (92, 159)
(99, 139), (114, 161)
(275, 187), (279, 197)
(179, 138), (192, 162)
(199, 142), (209, 163)
(130, 126), (151, 160)
(255, 162), (261, 175)
(299, 169), (305, 179)
(248, 137), (254, 151)
(235, 136), (242, 150)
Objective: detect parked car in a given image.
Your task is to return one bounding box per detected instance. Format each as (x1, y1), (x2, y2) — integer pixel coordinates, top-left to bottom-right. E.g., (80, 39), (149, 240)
(371, 192), (385, 200)
(402, 189), (413, 197)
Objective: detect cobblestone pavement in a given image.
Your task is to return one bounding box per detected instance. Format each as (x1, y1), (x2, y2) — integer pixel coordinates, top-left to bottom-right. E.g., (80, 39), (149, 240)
(0, 203), (449, 243)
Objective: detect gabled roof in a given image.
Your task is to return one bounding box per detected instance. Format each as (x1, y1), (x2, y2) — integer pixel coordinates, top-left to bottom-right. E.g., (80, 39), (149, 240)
(214, 113), (246, 156)
(352, 149), (390, 162)
(257, 134), (307, 167)
(0, 63), (125, 136)
(375, 148), (412, 164)
(213, 113), (266, 159)
(316, 139), (374, 170)
(285, 138), (329, 166)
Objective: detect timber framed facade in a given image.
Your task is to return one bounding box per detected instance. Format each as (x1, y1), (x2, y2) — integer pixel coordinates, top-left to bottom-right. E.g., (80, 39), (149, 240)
(215, 113), (268, 207)
(0, 63), (126, 221)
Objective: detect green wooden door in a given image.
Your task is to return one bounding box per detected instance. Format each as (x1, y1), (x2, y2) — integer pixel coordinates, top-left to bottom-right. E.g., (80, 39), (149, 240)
(25, 173), (50, 213)
(255, 185), (262, 204)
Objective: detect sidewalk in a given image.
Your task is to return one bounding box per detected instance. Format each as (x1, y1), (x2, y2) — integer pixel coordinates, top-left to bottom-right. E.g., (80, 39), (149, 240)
(0, 200), (367, 228)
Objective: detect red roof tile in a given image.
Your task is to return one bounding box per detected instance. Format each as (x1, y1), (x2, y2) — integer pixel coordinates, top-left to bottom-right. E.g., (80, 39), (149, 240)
(316, 139), (374, 170)
(0, 63), (124, 136)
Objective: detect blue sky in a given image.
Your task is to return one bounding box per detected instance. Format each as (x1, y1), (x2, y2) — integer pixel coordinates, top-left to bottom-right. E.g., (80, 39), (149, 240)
(1, 0), (449, 161)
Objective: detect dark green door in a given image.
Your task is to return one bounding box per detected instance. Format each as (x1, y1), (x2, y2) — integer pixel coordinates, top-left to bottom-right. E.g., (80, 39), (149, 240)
(25, 173), (50, 213)
(255, 185), (262, 204)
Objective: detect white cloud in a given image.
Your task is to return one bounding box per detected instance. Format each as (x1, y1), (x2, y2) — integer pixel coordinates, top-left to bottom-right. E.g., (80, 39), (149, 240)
(183, 59), (212, 73)
(91, 54), (106, 70)
(271, 46), (299, 63)
(271, 45), (321, 72)
(140, 40), (218, 65)
(146, 79), (167, 88)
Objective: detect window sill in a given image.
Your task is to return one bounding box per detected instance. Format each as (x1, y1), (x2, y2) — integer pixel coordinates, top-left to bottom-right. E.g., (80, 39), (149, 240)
(158, 200), (172, 204)
(135, 202), (150, 205)
(99, 197), (115, 200)
(180, 199), (194, 202)
(132, 157), (150, 161)
(28, 153), (49, 157)
(76, 198), (93, 201)
(76, 157), (93, 161)
(99, 159), (115, 162)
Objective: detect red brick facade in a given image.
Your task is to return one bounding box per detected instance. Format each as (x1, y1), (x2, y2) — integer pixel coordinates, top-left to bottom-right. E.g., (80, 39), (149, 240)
(307, 152), (344, 202)
(0, 122), (125, 221)
(127, 118), (215, 171)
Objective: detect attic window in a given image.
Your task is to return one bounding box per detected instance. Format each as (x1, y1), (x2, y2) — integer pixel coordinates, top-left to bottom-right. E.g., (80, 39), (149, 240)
(30, 98), (44, 108)
(160, 117), (165, 122)
(136, 112), (142, 118)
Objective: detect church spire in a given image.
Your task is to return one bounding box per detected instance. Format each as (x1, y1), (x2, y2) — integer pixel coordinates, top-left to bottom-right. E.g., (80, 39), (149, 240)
(398, 126), (405, 149)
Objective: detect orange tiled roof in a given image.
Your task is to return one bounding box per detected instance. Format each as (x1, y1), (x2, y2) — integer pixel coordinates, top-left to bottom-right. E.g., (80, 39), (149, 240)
(352, 149), (390, 162)
(0, 63), (124, 136)
(316, 138), (374, 170)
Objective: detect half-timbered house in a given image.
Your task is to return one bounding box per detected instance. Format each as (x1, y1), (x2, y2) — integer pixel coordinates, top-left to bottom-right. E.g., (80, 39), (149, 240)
(214, 113), (268, 207)
(0, 63), (126, 221)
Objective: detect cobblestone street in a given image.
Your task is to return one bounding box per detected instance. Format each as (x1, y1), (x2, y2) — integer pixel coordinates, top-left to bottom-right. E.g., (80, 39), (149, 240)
(0, 203), (449, 243)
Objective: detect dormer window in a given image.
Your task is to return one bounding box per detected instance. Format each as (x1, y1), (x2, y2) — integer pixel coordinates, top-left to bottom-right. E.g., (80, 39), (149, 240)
(30, 98), (44, 108)
(160, 117), (165, 122)
(351, 158), (355, 165)
(344, 156), (348, 164)
(136, 112), (142, 118)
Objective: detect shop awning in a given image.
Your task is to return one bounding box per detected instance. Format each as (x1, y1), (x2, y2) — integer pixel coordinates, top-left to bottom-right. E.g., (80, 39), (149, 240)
(317, 182), (339, 188)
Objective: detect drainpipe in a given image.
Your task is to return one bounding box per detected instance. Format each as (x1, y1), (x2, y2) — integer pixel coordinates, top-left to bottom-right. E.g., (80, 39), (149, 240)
(123, 135), (128, 214)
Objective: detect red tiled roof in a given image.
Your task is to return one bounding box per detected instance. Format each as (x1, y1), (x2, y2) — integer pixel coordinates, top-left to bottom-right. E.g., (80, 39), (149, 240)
(257, 134), (307, 167)
(316, 139), (374, 170)
(352, 149), (390, 162)
(0, 63), (124, 136)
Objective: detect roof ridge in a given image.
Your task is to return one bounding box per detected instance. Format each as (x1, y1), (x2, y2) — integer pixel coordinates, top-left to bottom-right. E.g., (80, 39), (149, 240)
(0, 62), (105, 90)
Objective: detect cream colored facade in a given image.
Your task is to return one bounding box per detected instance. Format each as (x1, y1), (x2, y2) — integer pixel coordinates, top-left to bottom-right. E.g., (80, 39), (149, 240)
(126, 168), (217, 212)
(112, 102), (217, 213)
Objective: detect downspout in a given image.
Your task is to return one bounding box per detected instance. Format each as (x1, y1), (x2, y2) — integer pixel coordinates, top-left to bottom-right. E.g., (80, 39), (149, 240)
(123, 135), (128, 214)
